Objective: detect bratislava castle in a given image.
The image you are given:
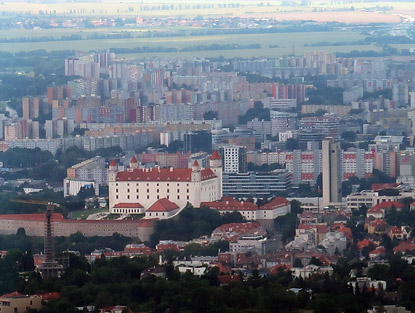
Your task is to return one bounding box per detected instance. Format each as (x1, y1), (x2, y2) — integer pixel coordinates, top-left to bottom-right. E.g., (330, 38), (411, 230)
(108, 151), (223, 214)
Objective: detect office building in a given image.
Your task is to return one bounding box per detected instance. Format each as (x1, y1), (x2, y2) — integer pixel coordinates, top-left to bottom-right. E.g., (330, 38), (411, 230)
(222, 170), (291, 198)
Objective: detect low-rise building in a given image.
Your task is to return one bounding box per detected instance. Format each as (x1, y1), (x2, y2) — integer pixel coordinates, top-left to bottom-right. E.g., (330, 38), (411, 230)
(291, 264), (334, 279)
(201, 196), (290, 220)
(144, 198), (180, 219)
(229, 235), (268, 255)
(0, 292), (42, 313)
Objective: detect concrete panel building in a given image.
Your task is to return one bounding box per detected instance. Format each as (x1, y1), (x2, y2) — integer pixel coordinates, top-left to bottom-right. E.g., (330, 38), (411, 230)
(322, 138), (342, 206)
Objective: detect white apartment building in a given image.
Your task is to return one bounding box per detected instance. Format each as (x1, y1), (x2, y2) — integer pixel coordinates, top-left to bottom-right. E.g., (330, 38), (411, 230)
(346, 190), (415, 210)
(221, 145), (246, 174)
(108, 151), (223, 214)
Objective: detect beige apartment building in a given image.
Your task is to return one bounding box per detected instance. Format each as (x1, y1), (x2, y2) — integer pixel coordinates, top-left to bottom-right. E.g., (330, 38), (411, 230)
(0, 292), (42, 313)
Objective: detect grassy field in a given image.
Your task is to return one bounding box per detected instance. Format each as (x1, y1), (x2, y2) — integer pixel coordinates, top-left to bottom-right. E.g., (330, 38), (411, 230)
(0, 31), (367, 57)
(71, 207), (107, 219)
(0, 27), (209, 40)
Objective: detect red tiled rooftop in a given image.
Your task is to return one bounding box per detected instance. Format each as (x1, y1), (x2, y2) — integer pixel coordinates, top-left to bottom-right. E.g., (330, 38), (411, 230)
(370, 246), (386, 255)
(201, 197), (258, 211)
(298, 224), (314, 230)
(316, 225), (329, 234)
(367, 207), (384, 214)
(192, 160), (200, 167)
(371, 183), (399, 191)
(116, 167), (216, 182)
(1, 292), (27, 299)
(394, 241), (415, 253)
(36, 292), (60, 301)
(217, 275), (241, 285)
(0, 213), (65, 222)
(130, 156), (138, 163)
(109, 160), (117, 166)
(113, 203), (143, 209)
(146, 198), (179, 212)
(210, 150), (221, 160)
(372, 201), (404, 210)
(260, 197), (290, 210)
(299, 212), (316, 218)
(0, 214), (156, 226)
(269, 264), (291, 275)
(357, 239), (376, 250)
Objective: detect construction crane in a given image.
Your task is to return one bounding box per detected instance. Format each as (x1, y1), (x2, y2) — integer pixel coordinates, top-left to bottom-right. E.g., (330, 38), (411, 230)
(10, 198), (63, 278)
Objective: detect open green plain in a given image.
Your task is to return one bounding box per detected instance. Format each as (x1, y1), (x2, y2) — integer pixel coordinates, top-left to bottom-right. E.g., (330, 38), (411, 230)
(0, 31), (372, 59)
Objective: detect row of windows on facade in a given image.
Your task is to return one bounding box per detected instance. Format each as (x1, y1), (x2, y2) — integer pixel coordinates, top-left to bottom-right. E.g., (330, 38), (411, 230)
(115, 182), (191, 187)
(115, 188), (191, 194)
(115, 194), (191, 200)
(113, 208), (141, 214)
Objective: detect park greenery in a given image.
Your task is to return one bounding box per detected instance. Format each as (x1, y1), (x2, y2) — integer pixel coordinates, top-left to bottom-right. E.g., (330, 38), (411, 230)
(148, 206), (244, 247)
(0, 146), (122, 185)
(0, 229), (133, 256)
(341, 169), (396, 196)
(239, 101), (270, 125)
(306, 86), (344, 105)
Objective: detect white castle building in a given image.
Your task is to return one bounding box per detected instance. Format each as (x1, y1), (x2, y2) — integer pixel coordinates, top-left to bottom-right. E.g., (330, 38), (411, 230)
(108, 151), (223, 215)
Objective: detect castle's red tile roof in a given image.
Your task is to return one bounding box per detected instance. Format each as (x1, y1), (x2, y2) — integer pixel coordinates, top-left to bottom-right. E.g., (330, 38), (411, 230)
(130, 156), (138, 163)
(192, 160), (200, 167)
(0, 213), (65, 222)
(116, 167), (216, 182)
(113, 203), (143, 209)
(146, 198), (179, 212)
(210, 150), (221, 160)
(109, 160), (117, 167)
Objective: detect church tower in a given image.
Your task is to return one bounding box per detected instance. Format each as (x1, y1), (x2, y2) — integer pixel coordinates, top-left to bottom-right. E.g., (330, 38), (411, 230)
(191, 160), (201, 182)
(108, 160), (118, 182)
(130, 155), (139, 169)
